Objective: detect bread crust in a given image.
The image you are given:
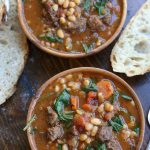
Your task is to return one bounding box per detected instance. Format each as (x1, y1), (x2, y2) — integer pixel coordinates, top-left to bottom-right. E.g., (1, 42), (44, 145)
(111, 0), (150, 77)
(0, 0), (28, 104)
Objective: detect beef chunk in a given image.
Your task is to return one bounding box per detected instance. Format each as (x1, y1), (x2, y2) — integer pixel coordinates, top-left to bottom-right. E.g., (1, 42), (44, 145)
(66, 17), (87, 33)
(47, 106), (58, 126)
(43, 1), (60, 27)
(106, 137), (122, 150)
(102, 15), (112, 25)
(67, 136), (79, 149)
(47, 124), (64, 142)
(72, 126), (79, 136)
(88, 15), (103, 30)
(67, 126), (79, 149)
(97, 126), (113, 142)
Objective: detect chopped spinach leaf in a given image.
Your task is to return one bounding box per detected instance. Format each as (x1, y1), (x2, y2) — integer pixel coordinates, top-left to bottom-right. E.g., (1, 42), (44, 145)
(82, 79), (98, 92)
(120, 93), (133, 101)
(60, 111), (74, 122)
(108, 116), (124, 132)
(94, 0), (109, 16)
(85, 145), (94, 150)
(82, 43), (95, 53)
(54, 89), (74, 122)
(40, 34), (63, 43)
(58, 144), (62, 150)
(23, 114), (37, 131)
(110, 90), (119, 104)
(97, 143), (107, 150)
(84, 0), (92, 12)
(134, 125), (140, 135)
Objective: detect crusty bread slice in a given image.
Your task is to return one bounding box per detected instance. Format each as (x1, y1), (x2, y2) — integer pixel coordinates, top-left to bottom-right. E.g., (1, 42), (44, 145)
(0, 0), (28, 104)
(111, 0), (150, 77)
(0, 0), (6, 24)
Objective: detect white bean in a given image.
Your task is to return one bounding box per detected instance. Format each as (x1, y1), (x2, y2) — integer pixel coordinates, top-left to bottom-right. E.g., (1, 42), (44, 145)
(85, 137), (92, 144)
(62, 144), (69, 150)
(60, 78), (66, 84)
(85, 123), (93, 131)
(97, 104), (104, 113)
(63, 0), (69, 8)
(83, 79), (90, 87)
(91, 126), (98, 136)
(54, 85), (60, 92)
(91, 118), (101, 126)
(57, 29), (64, 38)
(80, 134), (88, 141)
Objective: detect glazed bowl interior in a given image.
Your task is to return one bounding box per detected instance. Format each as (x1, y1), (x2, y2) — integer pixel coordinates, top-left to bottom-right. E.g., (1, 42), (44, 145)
(18, 0), (127, 58)
(27, 67), (145, 150)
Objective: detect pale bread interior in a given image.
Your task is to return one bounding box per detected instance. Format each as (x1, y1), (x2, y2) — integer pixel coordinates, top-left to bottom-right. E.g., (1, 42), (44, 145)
(111, 0), (150, 77)
(0, 0), (28, 104)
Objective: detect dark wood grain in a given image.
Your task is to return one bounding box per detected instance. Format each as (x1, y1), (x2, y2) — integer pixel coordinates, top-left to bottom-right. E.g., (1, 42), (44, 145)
(0, 0), (150, 149)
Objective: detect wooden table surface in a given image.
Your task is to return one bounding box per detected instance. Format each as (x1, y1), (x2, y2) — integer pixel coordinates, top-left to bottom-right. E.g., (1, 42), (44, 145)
(0, 0), (150, 149)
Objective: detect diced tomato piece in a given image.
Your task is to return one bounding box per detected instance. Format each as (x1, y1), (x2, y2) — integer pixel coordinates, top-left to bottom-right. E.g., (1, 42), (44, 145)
(97, 79), (114, 99)
(82, 104), (92, 112)
(74, 115), (86, 128)
(88, 91), (97, 98)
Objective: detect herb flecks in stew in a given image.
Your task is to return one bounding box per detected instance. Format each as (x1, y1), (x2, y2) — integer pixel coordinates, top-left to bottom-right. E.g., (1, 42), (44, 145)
(24, 0), (122, 53)
(27, 73), (140, 150)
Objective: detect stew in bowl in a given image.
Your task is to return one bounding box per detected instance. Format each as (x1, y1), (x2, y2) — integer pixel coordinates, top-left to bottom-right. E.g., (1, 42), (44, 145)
(18, 0), (127, 57)
(26, 68), (144, 150)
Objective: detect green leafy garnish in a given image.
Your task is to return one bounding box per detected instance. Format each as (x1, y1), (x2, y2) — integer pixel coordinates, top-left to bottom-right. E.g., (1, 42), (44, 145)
(58, 144), (62, 150)
(110, 90), (119, 104)
(94, 0), (109, 15)
(134, 125), (140, 135)
(54, 89), (74, 122)
(120, 93), (133, 101)
(97, 143), (107, 150)
(23, 114), (37, 131)
(40, 34), (63, 43)
(108, 116), (124, 132)
(84, 0), (92, 12)
(82, 79), (98, 92)
(85, 145), (94, 150)
(59, 111), (74, 122)
(82, 43), (95, 53)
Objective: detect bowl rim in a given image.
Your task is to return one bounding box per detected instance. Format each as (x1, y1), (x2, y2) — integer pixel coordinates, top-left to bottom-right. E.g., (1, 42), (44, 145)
(27, 67), (145, 150)
(18, 0), (127, 58)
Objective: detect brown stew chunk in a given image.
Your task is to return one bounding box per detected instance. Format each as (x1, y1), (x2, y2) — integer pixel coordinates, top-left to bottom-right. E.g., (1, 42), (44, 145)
(88, 15), (104, 31)
(102, 15), (112, 25)
(97, 126), (113, 142)
(47, 106), (58, 126)
(47, 124), (64, 141)
(107, 137), (123, 150)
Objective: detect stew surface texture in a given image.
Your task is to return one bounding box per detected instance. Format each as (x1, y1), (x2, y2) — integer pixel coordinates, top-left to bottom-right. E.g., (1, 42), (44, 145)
(24, 0), (122, 53)
(27, 72), (141, 150)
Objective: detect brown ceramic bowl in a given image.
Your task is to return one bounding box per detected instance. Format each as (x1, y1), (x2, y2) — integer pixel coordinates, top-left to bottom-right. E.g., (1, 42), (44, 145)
(27, 67), (145, 150)
(18, 0), (127, 58)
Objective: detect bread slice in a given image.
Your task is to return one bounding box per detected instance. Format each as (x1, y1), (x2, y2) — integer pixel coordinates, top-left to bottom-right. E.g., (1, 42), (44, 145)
(0, 0), (28, 104)
(111, 0), (150, 77)
(0, 0), (6, 24)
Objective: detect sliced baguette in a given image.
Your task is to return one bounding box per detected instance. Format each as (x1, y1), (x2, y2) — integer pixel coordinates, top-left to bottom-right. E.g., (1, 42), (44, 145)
(0, 0), (28, 104)
(0, 0), (6, 24)
(111, 0), (150, 77)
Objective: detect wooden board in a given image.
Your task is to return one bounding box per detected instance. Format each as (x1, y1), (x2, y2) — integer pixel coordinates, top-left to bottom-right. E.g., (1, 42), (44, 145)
(0, 0), (149, 149)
